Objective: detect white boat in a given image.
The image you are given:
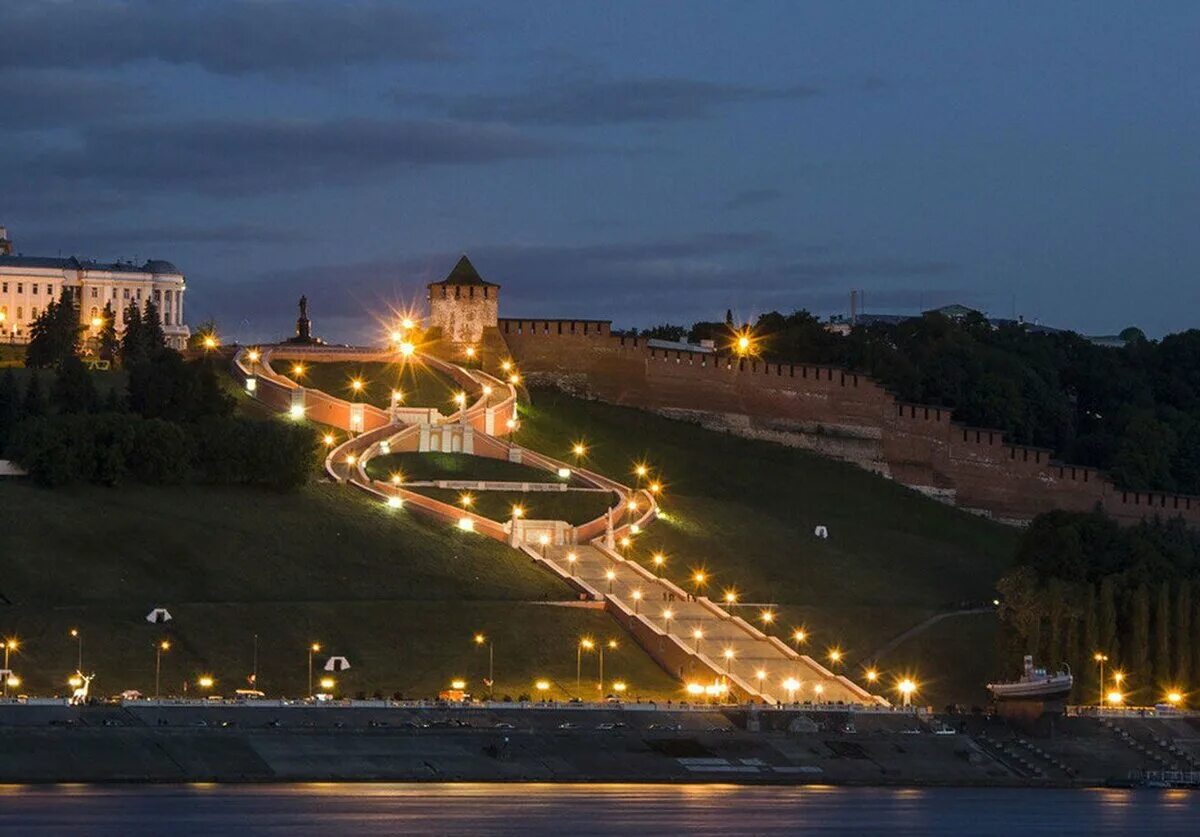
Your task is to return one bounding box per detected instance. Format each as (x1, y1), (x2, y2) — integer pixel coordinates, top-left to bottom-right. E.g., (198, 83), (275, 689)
(987, 655), (1073, 701)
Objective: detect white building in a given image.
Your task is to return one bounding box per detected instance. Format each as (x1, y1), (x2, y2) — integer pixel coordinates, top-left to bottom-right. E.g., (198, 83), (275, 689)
(0, 227), (189, 349)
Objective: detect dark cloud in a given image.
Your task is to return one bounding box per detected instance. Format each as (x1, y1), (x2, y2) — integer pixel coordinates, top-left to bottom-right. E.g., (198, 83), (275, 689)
(1, 1), (449, 75)
(432, 77), (819, 126)
(0, 70), (152, 130)
(18, 224), (307, 258)
(723, 188), (784, 211)
(27, 118), (569, 196)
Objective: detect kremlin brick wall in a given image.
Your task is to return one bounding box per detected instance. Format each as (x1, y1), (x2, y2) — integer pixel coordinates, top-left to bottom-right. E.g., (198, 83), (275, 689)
(497, 318), (1200, 526)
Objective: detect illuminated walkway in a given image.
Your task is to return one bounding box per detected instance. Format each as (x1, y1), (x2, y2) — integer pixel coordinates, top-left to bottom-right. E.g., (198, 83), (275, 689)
(537, 543), (877, 705)
(232, 345), (883, 706)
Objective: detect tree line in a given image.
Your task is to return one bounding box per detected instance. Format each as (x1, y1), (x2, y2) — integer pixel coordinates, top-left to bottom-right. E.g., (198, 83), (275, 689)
(996, 509), (1200, 702)
(645, 310), (1200, 494)
(1, 291), (316, 490)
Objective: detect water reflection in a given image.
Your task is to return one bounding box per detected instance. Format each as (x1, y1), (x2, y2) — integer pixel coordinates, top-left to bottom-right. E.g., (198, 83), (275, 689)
(0, 784), (1196, 836)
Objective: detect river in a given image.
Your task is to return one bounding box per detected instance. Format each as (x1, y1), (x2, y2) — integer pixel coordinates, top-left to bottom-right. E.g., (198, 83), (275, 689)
(0, 783), (1195, 835)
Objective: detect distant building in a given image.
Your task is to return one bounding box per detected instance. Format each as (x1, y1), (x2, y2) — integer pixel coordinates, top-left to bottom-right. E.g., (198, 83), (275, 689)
(427, 255), (499, 345)
(0, 227), (189, 349)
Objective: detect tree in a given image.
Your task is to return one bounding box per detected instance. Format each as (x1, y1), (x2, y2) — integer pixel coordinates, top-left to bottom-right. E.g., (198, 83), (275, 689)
(1175, 581), (1192, 686)
(1110, 412), (1178, 491)
(1080, 584), (1099, 700)
(51, 355), (98, 414)
(1127, 584), (1151, 692)
(0, 369), (20, 453)
(120, 302), (145, 365)
(98, 303), (119, 363)
(1154, 581), (1171, 687)
(187, 318), (219, 351)
(22, 371), (47, 417)
(25, 291), (81, 368)
(1099, 577), (1120, 664)
(141, 299), (167, 355)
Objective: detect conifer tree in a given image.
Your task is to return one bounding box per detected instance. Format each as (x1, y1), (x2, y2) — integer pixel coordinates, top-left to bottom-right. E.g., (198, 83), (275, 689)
(1128, 584), (1151, 690)
(121, 303), (145, 365)
(25, 292), (79, 368)
(98, 303), (119, 364)
(1099, 577), (1120, 664)
(22, 370), (46, 417)
(1080, 584), (1099, 698)
(0, 369), (19, 453)
(141, 299), (167, 355)
(1154, 581), (1171, 687)
(1175, 581), (1192, 686)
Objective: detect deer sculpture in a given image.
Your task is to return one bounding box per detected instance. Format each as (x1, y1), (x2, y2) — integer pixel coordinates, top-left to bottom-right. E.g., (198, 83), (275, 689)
(70, 672), (95, 706)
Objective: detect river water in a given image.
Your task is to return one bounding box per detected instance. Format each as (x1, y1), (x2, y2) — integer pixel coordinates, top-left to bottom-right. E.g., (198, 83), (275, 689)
(0, 783), (1195, 835)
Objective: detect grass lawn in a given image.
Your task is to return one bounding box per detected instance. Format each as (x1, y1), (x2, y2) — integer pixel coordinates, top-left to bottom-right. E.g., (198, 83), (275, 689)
(272, 360), (469, 414)
(365, 452), (577, 485)
(516, 388), (1021, 705)
(413, 487), (616, 525)
(0, 479), (677, 700)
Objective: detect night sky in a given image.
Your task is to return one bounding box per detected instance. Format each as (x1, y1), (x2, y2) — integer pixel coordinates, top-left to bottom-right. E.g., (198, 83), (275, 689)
(3, 1), (1198, 343)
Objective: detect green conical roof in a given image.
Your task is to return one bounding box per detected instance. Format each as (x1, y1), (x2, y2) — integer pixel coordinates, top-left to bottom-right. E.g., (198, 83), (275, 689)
(431, 254), (498, 287)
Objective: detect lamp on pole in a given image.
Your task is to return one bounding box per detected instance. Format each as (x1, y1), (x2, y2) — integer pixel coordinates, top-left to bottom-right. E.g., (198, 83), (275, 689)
(154, 640), (169, 699)
(566, 551), (578, 576)
(70, 628), (82, 672)
(474, 633), (494, 695)
(2, 638), (18, 698)
(1093, 652), (1108, 708)
(577, 638), (594, 691)
(599, 639), (617, 694)
(308, 642), (321, 698)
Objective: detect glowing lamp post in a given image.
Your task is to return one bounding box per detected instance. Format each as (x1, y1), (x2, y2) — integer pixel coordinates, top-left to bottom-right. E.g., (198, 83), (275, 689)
(198, 675), (215, 691)
(662, 609), (674, 632)
(652, 552), (666, 573)
(566, 551), (578, 576)
(692, 627), (704, 653)
(1166, 690), (1184, 708)
(572, 442), (587, 458)
(320, 677), (336, 694)
(1093, 652), (1109, 707)
(474, 633), (494, 694)
(538, 532), (550, 558)
(154, 640), (170, 699)
(898, 678), (917, 708)
(605, 569), (616, 594)
(2, 638), (18, 698)
(783, 677), (800, 703)
(308, 642), (321, 698)
(631, 589), (643, 614)
(828, 648), (843, 667)
(577, 638), (594, 690)
(70, 628), (82, 672)
(723, 590), (737, 613)
(723, 648), (735, 674)
(865, 668), (879, 685)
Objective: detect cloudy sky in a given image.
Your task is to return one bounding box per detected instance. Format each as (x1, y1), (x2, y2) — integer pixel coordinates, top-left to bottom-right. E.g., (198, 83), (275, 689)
(2, 1), (1198, 342)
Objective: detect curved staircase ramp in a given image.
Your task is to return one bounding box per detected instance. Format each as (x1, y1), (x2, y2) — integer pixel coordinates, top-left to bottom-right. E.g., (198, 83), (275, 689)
(231, 345), (885, 707)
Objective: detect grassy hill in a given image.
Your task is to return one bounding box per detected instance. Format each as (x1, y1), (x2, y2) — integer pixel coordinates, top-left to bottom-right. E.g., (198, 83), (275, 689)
(271, 360), (468, 415)
(513, 388), (1020, 706)
(0, 479), (679, 701)
(0, 363), (1019, 707)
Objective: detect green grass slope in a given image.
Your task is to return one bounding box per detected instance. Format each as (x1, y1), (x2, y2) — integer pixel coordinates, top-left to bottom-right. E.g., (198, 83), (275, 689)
(0, 479), (679, 701)
(515, 388), (1020, 705)
(272, 360), (468, 414)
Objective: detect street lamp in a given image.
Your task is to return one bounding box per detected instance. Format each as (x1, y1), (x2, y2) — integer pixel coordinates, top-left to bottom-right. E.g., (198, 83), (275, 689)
(308, 642), (321, 698)
(897, 678), (917, 707)
(198, 675), (215, 690)
(652, 552), (666, 573)
(474, 633), (494, 695)
(70, 628), (82, 672)
(577, 638), (594, 690)
(783, 677), (800, 702)
(1166, 690), (1184, 708)
(692, 571), (707, 596)
(154, 640), (170, 699)
(865, 668), (879, 685)
(692, 627), (704, 653)
(723, 648), (735, 674)
(2, 638), (18, 698)
(291, 363), (306, 377)
(662, 609), (674, 632)
(572, 442), (587, 458)
(598, 639), (617, 694)
(538, 532), (550, 558)
(828, 648), (843, 666)
(1093, 652), (1109, 707)
(723, 590), (737, 612)
(632, 589), (643, 614)
(791, 628), (808, 647)
(606, 569), (616, 593)
(320, 677), (336, 693)
(566, 551), (578, 576)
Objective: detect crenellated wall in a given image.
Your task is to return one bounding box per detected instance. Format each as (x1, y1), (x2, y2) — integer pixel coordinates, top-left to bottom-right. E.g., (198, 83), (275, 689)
(496, 322), (1200, 526)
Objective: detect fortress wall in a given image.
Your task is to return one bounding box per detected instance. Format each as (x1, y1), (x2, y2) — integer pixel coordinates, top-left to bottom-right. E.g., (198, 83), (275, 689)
(500, 325), (1200, 526)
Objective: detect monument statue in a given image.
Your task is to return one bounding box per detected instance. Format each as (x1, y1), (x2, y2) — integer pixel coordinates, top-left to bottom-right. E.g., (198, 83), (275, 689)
(286, 294), (323, 345)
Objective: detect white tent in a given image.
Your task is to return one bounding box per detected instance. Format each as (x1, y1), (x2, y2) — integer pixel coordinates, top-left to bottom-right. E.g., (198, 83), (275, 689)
(324, 656), (351, 672)
(145, 607), (173, 624)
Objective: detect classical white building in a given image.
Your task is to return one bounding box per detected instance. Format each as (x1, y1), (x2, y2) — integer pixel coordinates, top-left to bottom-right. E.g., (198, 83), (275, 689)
(0, 226), (189, 349)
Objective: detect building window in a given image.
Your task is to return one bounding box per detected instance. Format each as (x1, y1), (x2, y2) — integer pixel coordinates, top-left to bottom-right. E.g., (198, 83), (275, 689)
(46, 284), (52, 295)
(16, 307), (22, 320)
(1, 282), (6, 293)
(91, 287), (98, 299)
(31, 307), (38, 319)
(123, 288), (130, 299)
(17, 283), (23, 293)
